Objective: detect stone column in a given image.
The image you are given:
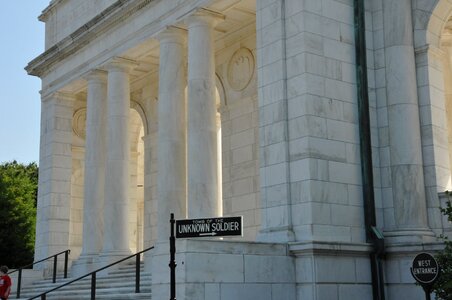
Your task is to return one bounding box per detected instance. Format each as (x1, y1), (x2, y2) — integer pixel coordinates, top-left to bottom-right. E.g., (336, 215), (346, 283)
(383, 0), (433, 241)
(101, 57), (137, 259)
(79, 70), (107, 263)
(187, 10), (224, 218)
(156, 27), (188, 241)
(35, 91), (74, 273)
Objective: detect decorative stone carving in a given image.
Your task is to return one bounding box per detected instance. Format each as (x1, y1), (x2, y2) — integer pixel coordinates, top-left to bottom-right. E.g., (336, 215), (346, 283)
(227, 48), (255, 91)
(73, 108), (87, 139)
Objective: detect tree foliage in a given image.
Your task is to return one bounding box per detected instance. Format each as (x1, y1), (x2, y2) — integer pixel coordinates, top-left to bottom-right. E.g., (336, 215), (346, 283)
(434, 197), (452, 299)
(0, 161), (37, 268)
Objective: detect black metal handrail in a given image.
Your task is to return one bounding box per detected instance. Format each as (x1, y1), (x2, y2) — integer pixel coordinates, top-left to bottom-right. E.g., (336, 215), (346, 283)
(28, 246), (154, 300)
(8, 249), (70, 299)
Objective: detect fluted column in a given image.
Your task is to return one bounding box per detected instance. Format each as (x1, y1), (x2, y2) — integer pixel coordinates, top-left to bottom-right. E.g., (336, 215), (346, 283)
(383, 0), (433, 241)
(156, 27), (188, 241)
(80, 70), (107, 260)
(187, 10), (224, 218)
(101, 57), (137, 259)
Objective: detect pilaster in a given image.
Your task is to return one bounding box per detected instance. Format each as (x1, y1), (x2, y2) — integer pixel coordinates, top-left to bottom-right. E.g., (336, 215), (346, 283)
(255, 0), (294, 243)
(35, 91), (75, 273)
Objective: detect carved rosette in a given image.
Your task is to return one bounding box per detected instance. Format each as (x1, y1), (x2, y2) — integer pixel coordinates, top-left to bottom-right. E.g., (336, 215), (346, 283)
(73, 108), (87, 140)
(227, 48), (255, 91)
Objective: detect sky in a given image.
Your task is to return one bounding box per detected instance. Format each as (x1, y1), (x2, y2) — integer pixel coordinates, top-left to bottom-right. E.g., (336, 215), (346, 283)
(0, 1), (50, 164)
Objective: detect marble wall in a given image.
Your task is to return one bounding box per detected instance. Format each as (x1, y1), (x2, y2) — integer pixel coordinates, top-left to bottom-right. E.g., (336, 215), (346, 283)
(216, 24), (260, 240)
(30, 0), (452, 299)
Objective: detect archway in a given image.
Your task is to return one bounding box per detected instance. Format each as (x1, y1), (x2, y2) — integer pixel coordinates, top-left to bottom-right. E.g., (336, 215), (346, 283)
(423, 0), (452, 49)
(129, 106), (146, 253)
(413, 0), (452, 234)
(428, 1), (452, 186)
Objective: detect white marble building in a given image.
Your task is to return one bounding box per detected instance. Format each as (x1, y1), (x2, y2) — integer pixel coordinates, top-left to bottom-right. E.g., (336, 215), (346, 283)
(26, 0), (452, 299)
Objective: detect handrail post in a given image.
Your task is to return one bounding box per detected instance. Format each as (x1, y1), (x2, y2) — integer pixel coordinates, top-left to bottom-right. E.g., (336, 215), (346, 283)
(64, 250), (69, 278)
(91, 273), (96, 300)
(135, 253), (140, 293)
(52, 256), (57, 283)
(17, 268), (22, 298)
(41, 293), (46, 300)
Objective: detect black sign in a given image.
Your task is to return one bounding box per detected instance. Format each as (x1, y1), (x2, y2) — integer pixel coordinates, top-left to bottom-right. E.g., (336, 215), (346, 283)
(176, 216), (243, 238)
(411, 252), (440, 284)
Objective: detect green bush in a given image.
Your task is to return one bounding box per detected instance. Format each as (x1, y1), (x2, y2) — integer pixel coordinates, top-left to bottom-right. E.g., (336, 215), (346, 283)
(0, 161), (37, 268)
(434, 197), (452, 299)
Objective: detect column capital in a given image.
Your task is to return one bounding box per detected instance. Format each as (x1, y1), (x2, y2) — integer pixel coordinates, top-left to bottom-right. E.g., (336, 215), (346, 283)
(156, 26), (187, 44)
(84, 69), (107, 83)
(104, 56), (138, 73)
(185, 8), (225, 29)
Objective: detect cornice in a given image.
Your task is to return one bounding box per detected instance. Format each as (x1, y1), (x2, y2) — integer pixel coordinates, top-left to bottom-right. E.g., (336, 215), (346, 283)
(39, 0), (69, 22)
(26, 0), (155, 78)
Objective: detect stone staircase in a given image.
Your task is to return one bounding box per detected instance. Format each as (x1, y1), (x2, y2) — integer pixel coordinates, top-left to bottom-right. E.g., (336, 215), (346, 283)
(11, 262), (152, 300)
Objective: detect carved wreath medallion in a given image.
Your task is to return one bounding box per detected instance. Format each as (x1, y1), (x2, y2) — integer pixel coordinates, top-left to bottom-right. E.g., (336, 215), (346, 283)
(227, 48), (255, 91)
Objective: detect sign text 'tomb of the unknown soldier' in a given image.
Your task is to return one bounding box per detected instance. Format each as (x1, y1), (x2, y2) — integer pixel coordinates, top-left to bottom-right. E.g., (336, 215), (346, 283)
(175, 216), (243, 238)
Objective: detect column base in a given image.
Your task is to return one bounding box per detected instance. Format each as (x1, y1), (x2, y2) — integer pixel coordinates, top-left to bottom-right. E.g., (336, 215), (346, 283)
(97, 249), (132, 276)
(71, 253), (101, 277)
(384, 228), (436, 244)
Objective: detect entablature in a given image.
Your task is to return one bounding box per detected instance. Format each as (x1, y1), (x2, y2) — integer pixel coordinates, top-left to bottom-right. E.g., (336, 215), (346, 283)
(28, 0), (256, 99)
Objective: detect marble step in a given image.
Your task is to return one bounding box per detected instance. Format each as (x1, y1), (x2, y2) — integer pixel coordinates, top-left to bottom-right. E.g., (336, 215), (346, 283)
(14, 292), (152, 300)
(11, 262), (151, 300)
(13, 280), (152, 299)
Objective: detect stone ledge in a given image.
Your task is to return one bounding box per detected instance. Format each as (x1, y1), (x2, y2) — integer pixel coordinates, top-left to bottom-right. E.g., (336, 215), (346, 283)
(385, 241), (445, 254)
(153, 239), (289, 256)
(288, 240), (373, 256)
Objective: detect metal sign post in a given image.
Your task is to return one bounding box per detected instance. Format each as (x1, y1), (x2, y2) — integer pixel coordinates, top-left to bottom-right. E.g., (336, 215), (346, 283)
(169, 214), (176, 300)
(410, 252), (440, 300)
